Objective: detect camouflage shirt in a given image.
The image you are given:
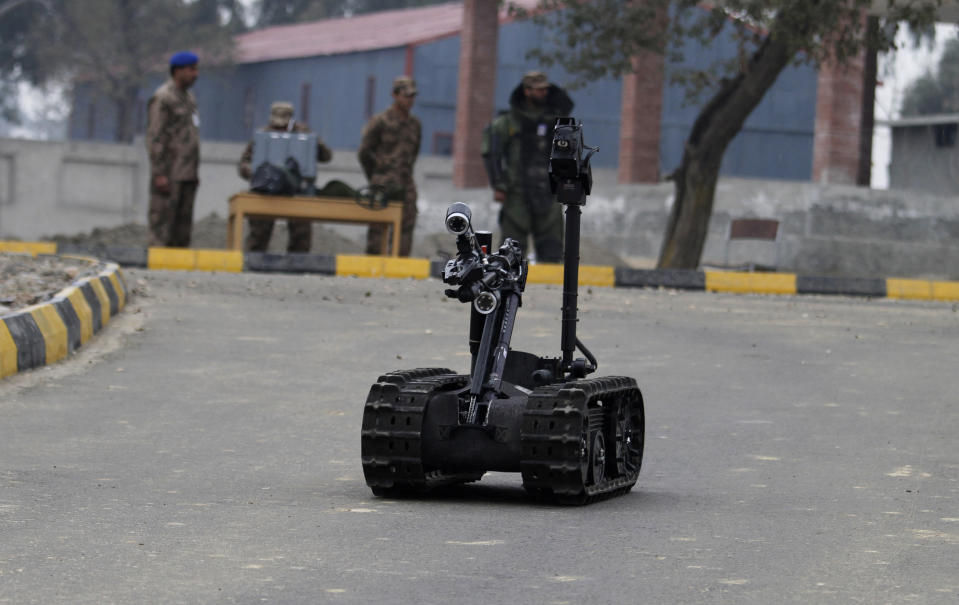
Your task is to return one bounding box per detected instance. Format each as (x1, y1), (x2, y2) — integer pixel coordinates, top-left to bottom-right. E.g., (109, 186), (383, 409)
(238, 121), (333, 180)
(146, 79), (200, 182)
(357, 105), (421, 191)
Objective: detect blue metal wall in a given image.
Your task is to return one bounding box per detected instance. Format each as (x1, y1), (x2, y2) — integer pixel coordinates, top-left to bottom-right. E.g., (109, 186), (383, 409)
(412, 35), (460, 157)
(70, 47), (408, 152)
(70, 13), (818, 181)
(69, 82), (135, 142)
(226, 49), (408, 149)
(412, 21), (624, 168)
(411, 17), (816, 178)
(660, 32), (818, 181)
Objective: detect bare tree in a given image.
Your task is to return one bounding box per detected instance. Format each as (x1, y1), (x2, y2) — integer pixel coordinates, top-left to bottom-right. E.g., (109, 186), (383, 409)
(0, 0), (54, 125)
(3, 0), (234, 142)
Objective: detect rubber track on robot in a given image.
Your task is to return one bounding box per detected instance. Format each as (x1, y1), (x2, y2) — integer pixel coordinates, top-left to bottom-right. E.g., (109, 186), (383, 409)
(520, 375), (643, 505)
(361, 369), (483, 492)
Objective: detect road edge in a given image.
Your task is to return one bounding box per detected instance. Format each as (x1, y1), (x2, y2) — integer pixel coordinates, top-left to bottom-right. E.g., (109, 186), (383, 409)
(1, 252), (128, 379)
(5, 240), (959, 302)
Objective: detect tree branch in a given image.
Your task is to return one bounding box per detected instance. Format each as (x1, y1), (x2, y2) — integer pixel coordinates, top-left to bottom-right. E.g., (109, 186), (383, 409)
(0, 0), (51, 19)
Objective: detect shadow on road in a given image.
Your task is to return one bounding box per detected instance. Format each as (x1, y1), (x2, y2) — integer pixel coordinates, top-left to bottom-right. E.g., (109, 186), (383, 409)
(359, 481), (687, 510)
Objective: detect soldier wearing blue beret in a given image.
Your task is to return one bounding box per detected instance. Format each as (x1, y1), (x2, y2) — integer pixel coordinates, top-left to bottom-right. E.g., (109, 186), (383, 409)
(145, 51), (200, 247)
(168, 51), (198, 69)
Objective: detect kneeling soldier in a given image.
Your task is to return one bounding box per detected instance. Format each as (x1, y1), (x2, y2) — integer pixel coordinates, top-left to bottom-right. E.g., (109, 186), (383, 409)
(238, 102), (333, 253)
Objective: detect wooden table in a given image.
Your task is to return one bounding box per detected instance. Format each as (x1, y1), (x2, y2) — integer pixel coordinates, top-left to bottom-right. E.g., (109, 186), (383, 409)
(227, 193), (403, 256)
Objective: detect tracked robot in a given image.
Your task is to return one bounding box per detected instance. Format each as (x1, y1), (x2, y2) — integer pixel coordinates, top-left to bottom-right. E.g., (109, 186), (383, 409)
(361, 118), (644, 504)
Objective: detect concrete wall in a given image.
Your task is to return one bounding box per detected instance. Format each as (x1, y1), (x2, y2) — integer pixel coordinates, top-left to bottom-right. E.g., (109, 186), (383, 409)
(2, 136), (958, 280)
(889, 124), (959, 196)
(0, 137), (248, 241)
(0, 138), (146, 239)
(417, 166), (959, 280)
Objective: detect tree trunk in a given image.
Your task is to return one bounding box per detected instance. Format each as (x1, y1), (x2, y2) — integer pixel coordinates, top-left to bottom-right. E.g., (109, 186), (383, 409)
(857, 16), (879, 187)
(113, 0), (138, 143)
(657, 32), (797, 269)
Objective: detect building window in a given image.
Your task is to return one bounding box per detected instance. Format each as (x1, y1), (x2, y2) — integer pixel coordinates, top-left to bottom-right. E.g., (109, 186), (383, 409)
(432, 132), (454, 156)
(934, 123), (957, 148)
(300, 83), (311, 125)
(365, 76), (376, 119)
(243, 86), (256, 133)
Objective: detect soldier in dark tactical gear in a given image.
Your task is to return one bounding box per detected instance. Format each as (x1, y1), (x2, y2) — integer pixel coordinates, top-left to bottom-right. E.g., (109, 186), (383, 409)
(238, 102), (333, 253)
(146, 51), (200, 248)
(481, 71), (574, 263)
(358, 75), (421, 257)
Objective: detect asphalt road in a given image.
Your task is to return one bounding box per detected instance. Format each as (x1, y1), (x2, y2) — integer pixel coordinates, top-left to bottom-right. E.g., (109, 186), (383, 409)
(1, 269), (957, 604)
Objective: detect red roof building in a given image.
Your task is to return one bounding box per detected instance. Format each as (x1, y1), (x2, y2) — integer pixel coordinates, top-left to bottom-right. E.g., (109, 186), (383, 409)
(236, 1), (539, 64)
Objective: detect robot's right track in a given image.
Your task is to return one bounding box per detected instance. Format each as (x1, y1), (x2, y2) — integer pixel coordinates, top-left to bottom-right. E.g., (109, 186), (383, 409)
(520, 376), (645, 505)
(361, 368), (482, 494)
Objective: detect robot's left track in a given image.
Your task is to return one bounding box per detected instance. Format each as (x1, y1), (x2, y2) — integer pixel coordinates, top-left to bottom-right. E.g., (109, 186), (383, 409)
(361, 368), (484, 495)
(520, 376), (645, 505)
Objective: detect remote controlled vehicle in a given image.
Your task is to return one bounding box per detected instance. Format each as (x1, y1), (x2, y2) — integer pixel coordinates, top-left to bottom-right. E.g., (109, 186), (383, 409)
(361, 118), (644, 504)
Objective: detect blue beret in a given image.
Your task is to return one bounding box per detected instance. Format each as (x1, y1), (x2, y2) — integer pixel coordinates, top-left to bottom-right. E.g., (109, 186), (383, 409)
(169, 51), (198, 68)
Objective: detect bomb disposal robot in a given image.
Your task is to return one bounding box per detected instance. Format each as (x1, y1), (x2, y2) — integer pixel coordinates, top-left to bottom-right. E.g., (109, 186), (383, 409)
(361, 118), (644, 504)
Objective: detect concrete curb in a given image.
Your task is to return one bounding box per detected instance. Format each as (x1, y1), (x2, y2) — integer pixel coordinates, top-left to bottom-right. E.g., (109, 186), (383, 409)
(4, 240), (959, 302)
(0, 252), (128, 379)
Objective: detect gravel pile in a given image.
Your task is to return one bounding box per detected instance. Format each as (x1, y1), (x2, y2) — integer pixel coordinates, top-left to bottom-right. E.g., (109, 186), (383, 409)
(45, 212), (626, 264)
(0, 253), (106, 315)
(47, 212), (363, 256)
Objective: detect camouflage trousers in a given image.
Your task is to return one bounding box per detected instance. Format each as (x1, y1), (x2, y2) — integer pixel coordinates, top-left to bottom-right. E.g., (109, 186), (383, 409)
(499, 190), (564, 263)
(365, 192), (417, 257)
(149, 180), (198, 247)
(246, 218), (311, 253)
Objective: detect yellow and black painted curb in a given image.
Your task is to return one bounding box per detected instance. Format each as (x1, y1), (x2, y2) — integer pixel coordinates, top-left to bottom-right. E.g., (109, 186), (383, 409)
(614, 268), (959, 300)
(0, 253), (128, 379)
(4, 240), (959, 303)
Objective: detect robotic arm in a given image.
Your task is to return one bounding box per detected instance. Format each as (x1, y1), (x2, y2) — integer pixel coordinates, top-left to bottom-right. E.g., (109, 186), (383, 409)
(442, 203), (524, 316)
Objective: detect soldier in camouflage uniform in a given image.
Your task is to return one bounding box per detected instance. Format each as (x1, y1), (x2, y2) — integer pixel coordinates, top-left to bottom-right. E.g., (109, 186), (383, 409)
(481, 71), (574, 263)
(146, 51), (200, 248)
(238, 101), (333, 253)
(358, 75), (421, 257)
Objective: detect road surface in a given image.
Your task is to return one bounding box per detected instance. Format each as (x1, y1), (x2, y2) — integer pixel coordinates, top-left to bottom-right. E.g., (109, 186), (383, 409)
(1, 269), (957, 604)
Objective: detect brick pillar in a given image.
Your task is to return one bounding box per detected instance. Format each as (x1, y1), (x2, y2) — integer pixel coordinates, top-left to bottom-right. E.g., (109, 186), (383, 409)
(812, 52), (866, 185)
(618, 52), (665, 183)
(452, 0), (499, 188)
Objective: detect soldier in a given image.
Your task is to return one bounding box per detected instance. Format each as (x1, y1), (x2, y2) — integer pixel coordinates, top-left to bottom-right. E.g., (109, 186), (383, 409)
(358, 75), (421, 256)
(146, 51), (200, 248)
(481, 71), (574, 263)
(238, 102), (333, 253)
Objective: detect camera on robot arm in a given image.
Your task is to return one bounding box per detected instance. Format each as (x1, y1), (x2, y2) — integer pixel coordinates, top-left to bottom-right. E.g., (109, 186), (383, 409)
(442, 202), (526, 316)
(548, 117), (598, 206)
